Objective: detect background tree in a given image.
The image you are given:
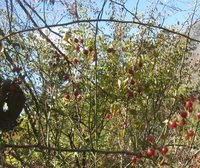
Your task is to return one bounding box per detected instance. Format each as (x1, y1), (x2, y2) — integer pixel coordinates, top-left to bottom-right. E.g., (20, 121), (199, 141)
(0, 0), (200, 167)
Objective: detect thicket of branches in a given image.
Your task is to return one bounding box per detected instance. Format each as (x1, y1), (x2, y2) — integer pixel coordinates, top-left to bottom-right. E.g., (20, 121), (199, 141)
(0, 0), (200, 167)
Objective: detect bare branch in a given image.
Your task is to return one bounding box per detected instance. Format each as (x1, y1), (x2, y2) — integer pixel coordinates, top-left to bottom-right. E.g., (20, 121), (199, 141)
(0, 19), (200, 43)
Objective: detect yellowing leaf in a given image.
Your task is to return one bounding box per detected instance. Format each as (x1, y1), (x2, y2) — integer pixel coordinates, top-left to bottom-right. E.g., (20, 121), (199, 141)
(133, 72), (140, 80)
(110, 103), (116, 114)
(110, 102), (120, 115)
(63, 31), (71, 41)
(134, 123), (140, 129)
(126, 62), (132, 72)
(129, 42), (133, 49)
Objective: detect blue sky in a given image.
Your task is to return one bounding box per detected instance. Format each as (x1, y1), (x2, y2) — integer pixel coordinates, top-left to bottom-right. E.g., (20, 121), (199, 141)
(52, 0), (199, 31)
(32, 0), (200, 42)
(1, 0), (199, 38)
(124, 0), (197, 27)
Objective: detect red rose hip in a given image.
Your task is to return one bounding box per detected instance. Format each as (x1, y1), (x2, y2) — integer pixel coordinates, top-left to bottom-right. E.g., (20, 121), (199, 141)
(180, 111), (187, 118)
(187, 130), (194, 137)
(161, 147), (168, 154)
(147, 135), (154, 142)
(147, 148), (155, 157)
(169, 121), (177, 128)
(185, 101), (193, 108)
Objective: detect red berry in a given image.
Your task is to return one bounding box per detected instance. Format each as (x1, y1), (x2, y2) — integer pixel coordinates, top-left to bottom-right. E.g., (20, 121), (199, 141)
(137, 87), (142, 93)
(147, 135), (154, 142)
(130, 156), (137, 163)
(185, 101), (193, 108)
(91, 57), (96, 62)
(79, 39), (84, 43)
(147, 148), (155, 157)
(122, 121), (127, 125)
(193, 154), (197, 159)
(74, 38), (79, 43)
(137, 153), (143, 159)
(106, 114), (110, 119)
(73, 59), (78, 64)
(75, 45), (80, 51)
(77, 95), (82, 101)
(83, 50), (89, 55)
(128, 69), (133, 75)
(53, 63), (59, 68)
(180, 111), (187, 118)
(180, 94), (185, 102)
(127, 91), (134, 98)
(65, 94), (70, 99)
(138, 61), (143, 68)
(5, 134), (9, 139)
(198, 95), (200, 101)
(176, 106), (180, 111)
(74, 90), (79, 96)
(187, 130), (194, 137)
(189, 95), (195, 102)
(169, 121), (177, 128)
(130, 79), (135, 85)
(161, 147), (168, 154)
(189, 107), (193, 113)
(89, 46), (93, 52)
(180, 119), (186, 126)
(197, 112), (200, 119)
(117, 109), (121, 114)
(63, 75), (69, 81)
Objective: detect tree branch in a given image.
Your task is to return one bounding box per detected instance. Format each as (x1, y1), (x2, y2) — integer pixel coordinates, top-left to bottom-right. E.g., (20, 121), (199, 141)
(0, 19), (199, 43)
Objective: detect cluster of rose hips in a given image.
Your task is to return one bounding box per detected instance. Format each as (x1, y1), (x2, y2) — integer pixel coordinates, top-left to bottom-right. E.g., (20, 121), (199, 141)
(169, 95), (200, 139)
(3, 134), (15, 160)
(73, 38), (96, 62)
(48, 51), (69, 79)
(126, 61), (143, 98)
(129, 94), (200, 165)
(49, 51), (61, 68)
(4, 132), (17, 139)
(130, 133), (169, 164)
(65, 90), (82, 101)
(105, 108), (128, 132)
